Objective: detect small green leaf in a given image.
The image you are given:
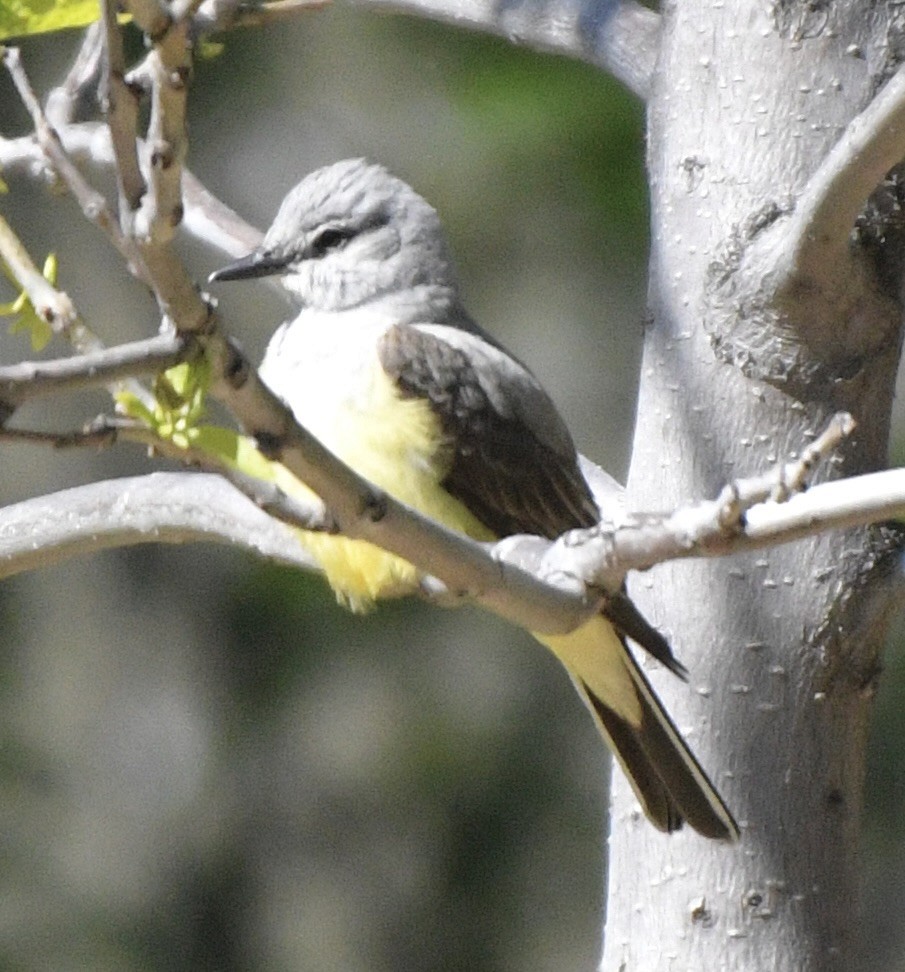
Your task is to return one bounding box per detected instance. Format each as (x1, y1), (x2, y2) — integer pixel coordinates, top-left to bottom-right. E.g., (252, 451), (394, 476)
(150, 357), (212, 435)
(0, 265), (53, 351)
(8, 304), (53, 350)
(115, 390), (157, 428)
(42, 252), (58, 286)
(197, 38), (225, 60)
(233, 433), (279, 481)
(191, 424), (243, 461)
(122, 353), (280, 490)
(188, 426), (278, 482)
(0, 290), (26, 318)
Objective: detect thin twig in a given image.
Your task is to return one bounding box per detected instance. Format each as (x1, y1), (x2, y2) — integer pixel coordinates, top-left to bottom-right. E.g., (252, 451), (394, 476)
(101, 0), (146, 214)
(219, 466), (338, 532)
(768, 411), (855, 498)
(1, 412), (348, 534)
(714, 411), (856, 526)
(0, 212), (79, 337)
(2, 47), (151, 286)
(0, 332), (194, 408)
(130, 18), (192, 245)
(0, 421), (120, 449)
(545, 413), (864, 590)
(0, 124), (267, 268)
(118, 423), (338, 532)
(491, 462), (905, 604)
(122, 0), (171, 38)
(97, 5), (208, 328)
(182, 169), (265, 255)
(45, 22), (106, 128)
(193, 0), (331, 32)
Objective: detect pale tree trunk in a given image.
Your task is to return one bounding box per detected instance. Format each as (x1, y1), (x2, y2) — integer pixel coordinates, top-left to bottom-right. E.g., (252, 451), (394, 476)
(605, 3), (905, 970)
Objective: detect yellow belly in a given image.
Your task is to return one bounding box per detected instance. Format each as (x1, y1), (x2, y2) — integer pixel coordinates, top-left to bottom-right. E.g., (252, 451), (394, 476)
(272, 362), (494, 612)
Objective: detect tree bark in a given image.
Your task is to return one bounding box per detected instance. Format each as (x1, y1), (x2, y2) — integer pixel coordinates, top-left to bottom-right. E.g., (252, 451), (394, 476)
(604, 3), (905, 970)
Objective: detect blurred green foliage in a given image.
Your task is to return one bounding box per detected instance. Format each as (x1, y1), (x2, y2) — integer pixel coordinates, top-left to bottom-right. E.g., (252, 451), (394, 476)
(440, 33), (647, 242)
(0, 0), (100, 41)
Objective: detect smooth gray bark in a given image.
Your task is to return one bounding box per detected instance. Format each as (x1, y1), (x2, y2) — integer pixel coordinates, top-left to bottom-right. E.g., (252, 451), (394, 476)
(604, 4), (905, 970)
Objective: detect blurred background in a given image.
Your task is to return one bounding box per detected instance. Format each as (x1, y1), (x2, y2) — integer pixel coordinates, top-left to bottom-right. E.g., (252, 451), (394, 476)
(0, 8), (903, 970)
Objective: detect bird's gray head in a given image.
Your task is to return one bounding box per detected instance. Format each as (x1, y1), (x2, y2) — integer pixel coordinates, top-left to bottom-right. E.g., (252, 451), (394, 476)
(209, 159), (461, 312)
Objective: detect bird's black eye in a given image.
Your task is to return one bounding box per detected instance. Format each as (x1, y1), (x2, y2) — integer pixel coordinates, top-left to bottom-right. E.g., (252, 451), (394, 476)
(309, 225), (354, 257)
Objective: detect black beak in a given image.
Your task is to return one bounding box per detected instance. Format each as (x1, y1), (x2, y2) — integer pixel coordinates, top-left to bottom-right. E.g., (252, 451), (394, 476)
(208, 249), (292, 284)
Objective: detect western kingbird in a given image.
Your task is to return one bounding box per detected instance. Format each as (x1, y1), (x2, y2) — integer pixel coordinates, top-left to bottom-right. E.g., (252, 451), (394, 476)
(210, 158), (738, 841)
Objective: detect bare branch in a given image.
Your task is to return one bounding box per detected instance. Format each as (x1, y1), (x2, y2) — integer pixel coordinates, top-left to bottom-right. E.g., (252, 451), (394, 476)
(0, 473), (317, 579)
(0, 332), (192, 408)
(101, 0), (146, 214)
(44, 22), (106, 128)
(356, 0), (659, 99)
(0, 422), (899, 643)
(605, 466), (905, 574)
(539, 419), (890, 592)
(182, 169), (265, 255)
(781, 61), (905, 283)
(453, 459), (905, 610)
(129, 21), (191, 245)
(714, 410), (855, 524)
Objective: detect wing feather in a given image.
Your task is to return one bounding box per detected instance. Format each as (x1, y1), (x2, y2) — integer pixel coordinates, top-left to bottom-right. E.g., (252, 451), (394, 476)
(378, 322), (599, 539)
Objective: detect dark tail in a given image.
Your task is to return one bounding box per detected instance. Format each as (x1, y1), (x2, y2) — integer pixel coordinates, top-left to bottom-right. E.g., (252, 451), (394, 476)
(575, 647), (739, 841)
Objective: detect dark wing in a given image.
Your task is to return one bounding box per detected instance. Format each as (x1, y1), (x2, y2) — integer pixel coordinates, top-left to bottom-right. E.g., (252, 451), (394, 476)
(378, 321), (688, 679)
(378, 322), (599, 539)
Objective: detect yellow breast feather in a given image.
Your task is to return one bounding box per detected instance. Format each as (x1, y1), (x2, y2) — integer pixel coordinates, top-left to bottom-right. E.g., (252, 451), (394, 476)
(273, 360), (494, 612)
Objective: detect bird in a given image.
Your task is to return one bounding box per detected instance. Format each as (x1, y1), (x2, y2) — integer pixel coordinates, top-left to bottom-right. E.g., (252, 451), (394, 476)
(209, 158), (739, 841)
